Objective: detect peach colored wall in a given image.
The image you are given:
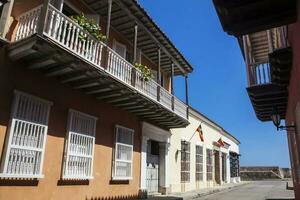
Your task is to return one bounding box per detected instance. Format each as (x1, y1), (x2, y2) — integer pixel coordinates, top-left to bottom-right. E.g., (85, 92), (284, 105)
(286, 4), (300, 200)
(0, 48), (142, 200)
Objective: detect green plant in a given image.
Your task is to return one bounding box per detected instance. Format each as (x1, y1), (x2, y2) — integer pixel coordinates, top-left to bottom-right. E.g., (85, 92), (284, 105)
(70, 14), (106, 42)
(134, 63), (152, 82)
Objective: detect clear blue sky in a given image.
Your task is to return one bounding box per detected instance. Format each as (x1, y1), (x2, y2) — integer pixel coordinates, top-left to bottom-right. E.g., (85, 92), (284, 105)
(139, 0), (290, 167)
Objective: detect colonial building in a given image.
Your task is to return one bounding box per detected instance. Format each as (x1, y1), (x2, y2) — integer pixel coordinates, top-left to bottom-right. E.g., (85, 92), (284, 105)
(168, 107), (240, 193)
(213, 0), (300, 199)
(0, 0), (192, 199)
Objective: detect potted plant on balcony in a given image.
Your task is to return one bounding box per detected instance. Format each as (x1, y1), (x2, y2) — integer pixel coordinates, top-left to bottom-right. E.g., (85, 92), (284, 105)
(134, 63), (152, 82)
(70, 14), (106, 42)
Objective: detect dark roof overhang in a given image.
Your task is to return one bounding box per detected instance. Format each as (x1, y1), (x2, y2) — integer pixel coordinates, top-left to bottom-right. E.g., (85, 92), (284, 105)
(213, 0), (298, 36)
(83, 0), (193, 75)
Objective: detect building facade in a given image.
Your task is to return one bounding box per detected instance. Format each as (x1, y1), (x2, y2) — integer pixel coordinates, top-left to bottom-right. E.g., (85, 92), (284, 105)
(168, 108), (240, 193)
(213, 0), (299, 199)
(0, 0), (193, 199)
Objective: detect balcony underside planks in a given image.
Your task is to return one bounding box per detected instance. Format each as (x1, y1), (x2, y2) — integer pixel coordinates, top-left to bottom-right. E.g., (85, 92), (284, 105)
(7, 35), (189, 130)
(270, 47), (293, 87)
(247, 84), (288, 121)
(213, 0), (297, 36)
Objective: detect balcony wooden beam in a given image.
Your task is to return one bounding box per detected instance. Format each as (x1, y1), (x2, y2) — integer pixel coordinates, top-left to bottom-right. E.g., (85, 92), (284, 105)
(105, 0), (112, 43)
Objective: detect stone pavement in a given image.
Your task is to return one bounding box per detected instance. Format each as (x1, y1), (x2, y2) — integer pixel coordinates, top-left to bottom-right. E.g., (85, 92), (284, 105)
(146, 182), (247, 200)
(173, 182), (248, 200)
(146, 180), (294, 200)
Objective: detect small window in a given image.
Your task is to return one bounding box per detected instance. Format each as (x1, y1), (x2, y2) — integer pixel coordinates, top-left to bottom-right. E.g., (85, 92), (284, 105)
(62, 2), (79, 16)
(206, 148), (213, 181)
(113, 40), (127, 59)
(160, 74), (164, 87)
(152, 69), (158, 83)
(0, 91), (52, 178)
(230, 152), (240, 178)
(195, 145), (203, 181)
(62, 110), (97, 180)
(112, 125), (134, 180)
(181, 141), (190, 183)
(136, 49), (142, 64)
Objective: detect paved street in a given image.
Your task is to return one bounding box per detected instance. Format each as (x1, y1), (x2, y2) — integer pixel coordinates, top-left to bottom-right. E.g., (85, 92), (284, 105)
(194, 181), (294, 200)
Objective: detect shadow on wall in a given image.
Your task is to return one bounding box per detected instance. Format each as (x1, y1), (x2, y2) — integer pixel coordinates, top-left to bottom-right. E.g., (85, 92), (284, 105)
(0, 179), (38, 186)
(87, 194), (139, 200)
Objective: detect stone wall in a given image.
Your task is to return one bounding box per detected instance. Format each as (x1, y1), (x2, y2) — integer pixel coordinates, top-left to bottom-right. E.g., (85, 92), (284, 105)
(240, 166), (291, 181)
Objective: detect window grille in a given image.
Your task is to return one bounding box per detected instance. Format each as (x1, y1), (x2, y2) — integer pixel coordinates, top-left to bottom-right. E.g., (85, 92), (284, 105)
(181, 141), (190, 183)
(206, 149), (213, 181)
(195, 145), (203, 181)
(230, 152), (240, 178)
(112, 125), (134, 180)
(62, 110), (97, 180)
(0, 91), (52, 178)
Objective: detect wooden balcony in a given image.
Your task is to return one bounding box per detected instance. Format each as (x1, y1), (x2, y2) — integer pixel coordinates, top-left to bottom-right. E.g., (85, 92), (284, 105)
(7, 4), (189, 129)
(243, 27), (290, 121)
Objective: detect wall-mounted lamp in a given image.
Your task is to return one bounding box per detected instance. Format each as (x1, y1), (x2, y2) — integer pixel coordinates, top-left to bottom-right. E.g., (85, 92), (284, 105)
(271, 107), (295, 131)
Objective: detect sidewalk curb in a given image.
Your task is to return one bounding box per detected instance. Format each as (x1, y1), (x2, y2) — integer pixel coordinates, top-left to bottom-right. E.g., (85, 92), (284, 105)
(182, 182), (250, 200)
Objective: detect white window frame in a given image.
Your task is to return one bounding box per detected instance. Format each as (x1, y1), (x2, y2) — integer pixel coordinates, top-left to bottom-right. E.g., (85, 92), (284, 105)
(62, 109), (97, 180)
(206, 148), (213, 181)
(113, 40), (127, 59)
(0, 90), (52, 178)
(181, 140), (190, 183)
(112, 125), (134, 180)
(195, 145), (203, 182)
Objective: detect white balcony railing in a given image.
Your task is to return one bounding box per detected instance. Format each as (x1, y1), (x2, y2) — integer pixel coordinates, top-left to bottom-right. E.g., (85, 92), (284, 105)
(249, 61), (271, 86)
(14, 4), (188, 120)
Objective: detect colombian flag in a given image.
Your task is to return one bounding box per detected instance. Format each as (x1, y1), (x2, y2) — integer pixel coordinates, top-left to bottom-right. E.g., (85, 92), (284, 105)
(218, 138), (225, 147)
(196, 124), (204, 142)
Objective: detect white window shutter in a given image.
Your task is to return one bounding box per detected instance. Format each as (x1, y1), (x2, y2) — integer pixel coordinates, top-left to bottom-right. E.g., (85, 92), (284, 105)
(0, 91), (52, 178)
(113, 40), (127, 59)
(113, 125), (134, 180)
(62, 110), (97, 180)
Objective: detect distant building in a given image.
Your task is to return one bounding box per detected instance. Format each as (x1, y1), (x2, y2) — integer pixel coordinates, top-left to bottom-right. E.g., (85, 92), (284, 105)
(168, 107), (240, 193)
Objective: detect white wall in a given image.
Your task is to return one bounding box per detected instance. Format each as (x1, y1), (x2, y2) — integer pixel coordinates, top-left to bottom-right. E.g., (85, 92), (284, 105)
(140, 122), (171, 193)
(169, 109), (240, 193)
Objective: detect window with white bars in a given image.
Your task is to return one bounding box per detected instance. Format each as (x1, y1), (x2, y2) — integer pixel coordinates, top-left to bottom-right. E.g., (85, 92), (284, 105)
(0, 91), (52, 178)
(181, 141), (190, 183)
(195, 145), (203, 181)
(112, 125), (134, 180)
(62, 110), (97, 180)
(206, 148), (213, 181)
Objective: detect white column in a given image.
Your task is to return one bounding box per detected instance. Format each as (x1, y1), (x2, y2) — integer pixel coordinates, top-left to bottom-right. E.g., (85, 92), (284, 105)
(159, 141), (170, 194)
(140, 136), (149, 190)
(219, 152), (222, 185)
(226, 154), (230, 183)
